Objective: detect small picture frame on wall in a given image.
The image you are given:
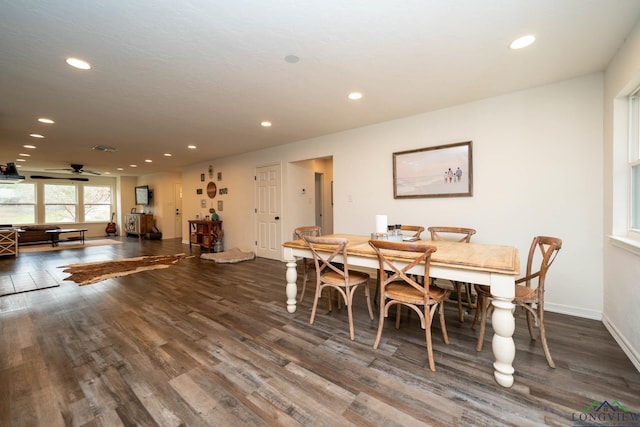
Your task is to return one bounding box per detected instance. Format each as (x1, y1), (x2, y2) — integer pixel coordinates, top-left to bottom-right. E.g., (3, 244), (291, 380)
(217, 200), (223, 211)
(217, 171), (222, 181)
(200, 199), (206, 208)
(200, 173), (205, 182)
(196, 188), (203, 195)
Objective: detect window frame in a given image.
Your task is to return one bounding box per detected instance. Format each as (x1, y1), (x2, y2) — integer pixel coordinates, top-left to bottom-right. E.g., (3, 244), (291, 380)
(43, 183), (78, 223)
(83, 184), (113, 223)
(0, 182), (37, 225)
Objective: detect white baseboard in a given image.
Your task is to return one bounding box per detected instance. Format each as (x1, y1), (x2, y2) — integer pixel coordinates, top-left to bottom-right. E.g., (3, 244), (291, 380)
(601, 313), (640, 373)
(544, 302), (602, 320)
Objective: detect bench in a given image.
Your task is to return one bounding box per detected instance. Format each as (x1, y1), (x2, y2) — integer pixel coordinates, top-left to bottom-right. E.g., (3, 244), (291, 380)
(44, 228), (88, 247)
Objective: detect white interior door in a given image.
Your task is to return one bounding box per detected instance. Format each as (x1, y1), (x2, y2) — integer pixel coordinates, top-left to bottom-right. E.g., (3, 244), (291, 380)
(255, 164), (282, 259)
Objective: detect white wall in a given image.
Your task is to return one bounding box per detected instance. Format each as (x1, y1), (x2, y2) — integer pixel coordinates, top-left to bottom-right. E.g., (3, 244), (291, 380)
(135, 172), (181, 239)
(183, 73), (604, 321)
(603, 20), (640, 371)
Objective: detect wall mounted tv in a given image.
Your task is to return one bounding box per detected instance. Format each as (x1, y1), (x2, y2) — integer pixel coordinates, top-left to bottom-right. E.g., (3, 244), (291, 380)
(135, 185), (151, 205)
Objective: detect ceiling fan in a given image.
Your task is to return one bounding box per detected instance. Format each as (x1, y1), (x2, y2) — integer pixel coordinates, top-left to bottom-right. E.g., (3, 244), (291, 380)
(44, 164), (102, 176)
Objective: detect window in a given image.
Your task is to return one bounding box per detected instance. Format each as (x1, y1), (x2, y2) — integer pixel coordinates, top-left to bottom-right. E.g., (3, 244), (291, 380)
(630, 92), (640, 231)
(0, 183), (36, 224)
(44, 184), (77, 223)
(84, 185), (112, 222)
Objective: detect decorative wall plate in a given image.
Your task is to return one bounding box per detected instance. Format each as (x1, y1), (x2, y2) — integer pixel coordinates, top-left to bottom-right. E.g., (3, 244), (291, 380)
(207, 181), (217, 198)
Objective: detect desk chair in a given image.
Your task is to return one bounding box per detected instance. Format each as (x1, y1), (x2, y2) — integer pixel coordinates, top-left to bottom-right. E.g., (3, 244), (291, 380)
(369, 239), (450, 371)
(472, 236), (562, 368)
(427, 226), (477, 323)
(303, 235), (374, 341)
(294, 226), (322, 302)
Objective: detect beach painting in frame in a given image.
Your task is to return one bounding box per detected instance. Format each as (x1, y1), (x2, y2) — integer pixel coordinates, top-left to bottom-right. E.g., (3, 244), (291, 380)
(393, 141), (473, 198)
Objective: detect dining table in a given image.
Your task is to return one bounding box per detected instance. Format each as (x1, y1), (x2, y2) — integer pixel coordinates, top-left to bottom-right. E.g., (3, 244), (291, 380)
(282, 234), (521, 388)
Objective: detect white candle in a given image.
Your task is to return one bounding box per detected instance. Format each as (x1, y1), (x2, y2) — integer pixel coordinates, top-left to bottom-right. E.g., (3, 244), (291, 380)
(375, 215), (388, 234)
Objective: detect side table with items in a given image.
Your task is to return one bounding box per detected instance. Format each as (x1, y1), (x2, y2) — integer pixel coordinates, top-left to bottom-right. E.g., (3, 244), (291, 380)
(188, 220), (223, 252)
(0, 228), (20, 257)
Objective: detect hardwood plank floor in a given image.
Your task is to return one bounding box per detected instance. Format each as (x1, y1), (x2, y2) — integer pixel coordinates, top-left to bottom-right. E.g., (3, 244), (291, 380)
(1, 238), (639, 426)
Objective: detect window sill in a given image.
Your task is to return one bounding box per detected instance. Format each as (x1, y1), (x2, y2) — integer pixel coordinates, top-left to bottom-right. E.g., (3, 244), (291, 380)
(609, 235), (640, 257)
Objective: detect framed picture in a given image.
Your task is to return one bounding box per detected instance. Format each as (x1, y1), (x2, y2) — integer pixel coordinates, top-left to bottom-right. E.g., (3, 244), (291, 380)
(200, 173), (205, 182)
(393, 141), (473, 199)
(196, 188), (203, 195)
(217, 200), (223, 211)
(217, 171), (222, 181)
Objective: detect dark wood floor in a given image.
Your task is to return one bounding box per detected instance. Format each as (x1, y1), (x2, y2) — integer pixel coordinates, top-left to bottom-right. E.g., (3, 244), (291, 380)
(1, 238), (638, 426)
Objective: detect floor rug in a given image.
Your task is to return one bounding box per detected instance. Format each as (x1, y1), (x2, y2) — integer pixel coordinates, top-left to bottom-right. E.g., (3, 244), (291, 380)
(20, 238), (123, 253)
(200, 248), (255, 263)
(0, 271), (59, 296)
(61, 253), (189, 286)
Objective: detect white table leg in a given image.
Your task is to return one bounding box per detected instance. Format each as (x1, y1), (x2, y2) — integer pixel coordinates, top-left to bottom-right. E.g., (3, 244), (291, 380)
(285, 259), (298, 313)
(489, 273), (516, 387)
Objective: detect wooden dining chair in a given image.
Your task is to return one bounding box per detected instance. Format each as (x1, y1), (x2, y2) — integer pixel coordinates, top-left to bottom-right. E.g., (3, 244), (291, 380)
(369, 239), (450, 371)
(303, 235), (374, 341)
(472, 236), (562, 368)
(427, 226), (477, 323)
(294, 225), (322, 302)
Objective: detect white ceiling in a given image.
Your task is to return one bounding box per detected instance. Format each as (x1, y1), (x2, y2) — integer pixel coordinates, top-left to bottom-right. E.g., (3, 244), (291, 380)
(2, 0), (640, 177)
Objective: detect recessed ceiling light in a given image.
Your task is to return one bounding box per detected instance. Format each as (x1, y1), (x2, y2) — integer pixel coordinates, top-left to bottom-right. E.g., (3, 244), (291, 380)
(187, 145), (197, 149)
(284, 55), (300, 63)
(15, 159), (26, 162)
(348, 92), (363, 100)
(129, 164), (137, 168)
(163, 153), (172, 157)
(116, 167), (124, 171)
(510, 35), (536, 50)
(65, 57), (91, 70)
(145, 159), (152, 163)
(261, 121), (272, 127)
(104, 172), (111, 175)
(37, 118), (55, 124)
(29, 133), (45, 138)
(18, 153), (31, 157)
(23, 145), (36, 149)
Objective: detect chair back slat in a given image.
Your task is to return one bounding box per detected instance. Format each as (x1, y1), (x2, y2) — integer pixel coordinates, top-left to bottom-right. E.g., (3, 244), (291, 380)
(302, 235), (350, 280)
(521, 236), (562, 291)
(400, 225), (425, 239)
(428, 226), (476, 243)
(368, 240), (437, 299)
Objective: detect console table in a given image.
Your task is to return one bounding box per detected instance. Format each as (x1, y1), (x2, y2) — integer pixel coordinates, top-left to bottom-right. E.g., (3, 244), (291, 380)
(124, 213), (154, 237)
(188, 220), (223, 252)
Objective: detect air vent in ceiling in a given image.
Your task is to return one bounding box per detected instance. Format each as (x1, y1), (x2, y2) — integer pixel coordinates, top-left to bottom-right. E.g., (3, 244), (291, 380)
(92, 145), (118, 152)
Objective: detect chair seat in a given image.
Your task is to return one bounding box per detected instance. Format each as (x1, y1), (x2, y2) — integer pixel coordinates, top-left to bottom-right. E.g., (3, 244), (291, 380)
(321, 270), (369, 286)
(477, 283), (537, 302)
(514, 284), (537, 302)
(385, 281), (448, 304)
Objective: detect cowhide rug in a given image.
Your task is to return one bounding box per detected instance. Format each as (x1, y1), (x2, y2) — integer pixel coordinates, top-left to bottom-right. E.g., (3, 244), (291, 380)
(61, 253), (189, 286)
